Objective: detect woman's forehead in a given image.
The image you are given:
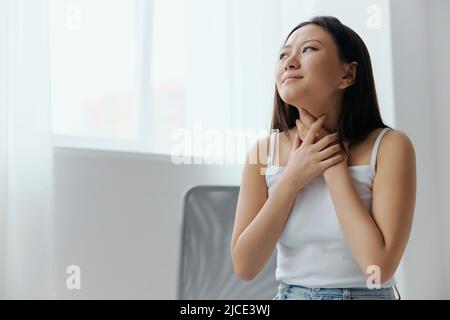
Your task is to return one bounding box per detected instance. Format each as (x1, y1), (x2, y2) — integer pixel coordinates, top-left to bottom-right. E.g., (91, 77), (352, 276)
(285, 24), (330, 46)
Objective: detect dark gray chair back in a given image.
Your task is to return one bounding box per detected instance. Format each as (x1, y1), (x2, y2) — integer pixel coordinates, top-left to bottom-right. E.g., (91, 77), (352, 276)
(176, 185), (278, 299)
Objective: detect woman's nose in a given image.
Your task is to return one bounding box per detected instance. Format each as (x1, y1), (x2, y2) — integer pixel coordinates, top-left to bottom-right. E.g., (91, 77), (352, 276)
(284, 55), (300, 70)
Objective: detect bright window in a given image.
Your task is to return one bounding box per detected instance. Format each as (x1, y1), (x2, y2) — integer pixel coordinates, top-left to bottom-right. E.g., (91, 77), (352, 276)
(49, 0), (395, 164)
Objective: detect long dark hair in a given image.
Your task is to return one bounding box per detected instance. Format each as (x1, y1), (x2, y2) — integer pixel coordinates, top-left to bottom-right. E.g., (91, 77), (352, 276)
(271, 16), (390, 155)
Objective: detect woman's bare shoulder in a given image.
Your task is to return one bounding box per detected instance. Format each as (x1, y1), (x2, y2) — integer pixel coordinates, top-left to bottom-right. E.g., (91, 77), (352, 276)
(378, 129), (415, 157)
(248, 128), (297, 166)
(375, 128), (415, 172)
(246, 134), (271, 168)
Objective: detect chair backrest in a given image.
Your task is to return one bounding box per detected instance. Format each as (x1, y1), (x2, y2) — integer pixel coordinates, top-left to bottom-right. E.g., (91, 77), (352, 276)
(176, 185), (278, 300)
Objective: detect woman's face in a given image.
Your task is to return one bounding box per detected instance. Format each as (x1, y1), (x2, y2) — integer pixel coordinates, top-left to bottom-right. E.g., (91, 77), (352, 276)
(275, 24), (349, 112)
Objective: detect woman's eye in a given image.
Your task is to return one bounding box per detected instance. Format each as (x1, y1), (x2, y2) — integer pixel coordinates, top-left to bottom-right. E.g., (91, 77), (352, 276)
(303, 46), (316, 53)
(279, 47), (316, 60)
(279, 53), (287, 60)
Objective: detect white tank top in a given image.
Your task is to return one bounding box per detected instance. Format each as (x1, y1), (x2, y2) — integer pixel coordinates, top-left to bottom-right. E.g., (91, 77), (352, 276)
(265, 127), (397, 288)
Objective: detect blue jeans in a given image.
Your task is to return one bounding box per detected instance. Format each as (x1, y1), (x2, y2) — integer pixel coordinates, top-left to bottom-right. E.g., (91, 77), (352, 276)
(273, 281), (400, 300)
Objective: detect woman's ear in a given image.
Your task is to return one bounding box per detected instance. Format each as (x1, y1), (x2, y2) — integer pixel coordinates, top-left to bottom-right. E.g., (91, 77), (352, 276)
(338, 61), (358, 89)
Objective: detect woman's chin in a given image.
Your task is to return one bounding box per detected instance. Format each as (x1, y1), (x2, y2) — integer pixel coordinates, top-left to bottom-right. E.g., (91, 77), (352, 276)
(280, 96), (300, 106)
(281, 98), (308, 109)
(280, 93), (309, 106)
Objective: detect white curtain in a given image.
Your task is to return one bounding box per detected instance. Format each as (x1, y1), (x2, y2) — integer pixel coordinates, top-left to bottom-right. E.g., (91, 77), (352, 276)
(0, 0), (55, 299)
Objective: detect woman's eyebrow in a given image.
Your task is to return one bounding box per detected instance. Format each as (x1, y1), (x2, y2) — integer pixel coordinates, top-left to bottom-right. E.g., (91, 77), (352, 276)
(280, 39), (323, 51)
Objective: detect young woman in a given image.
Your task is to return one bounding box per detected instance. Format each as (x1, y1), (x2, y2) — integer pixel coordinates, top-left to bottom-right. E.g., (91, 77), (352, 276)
(230, 16), (416, 300)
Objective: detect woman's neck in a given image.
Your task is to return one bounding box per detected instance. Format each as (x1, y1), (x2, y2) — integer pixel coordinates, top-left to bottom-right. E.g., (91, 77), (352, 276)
(294, 99), (343, 133)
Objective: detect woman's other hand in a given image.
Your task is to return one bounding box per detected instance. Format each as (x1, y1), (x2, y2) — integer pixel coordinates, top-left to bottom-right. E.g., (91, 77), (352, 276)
(284, 115), (345, 192)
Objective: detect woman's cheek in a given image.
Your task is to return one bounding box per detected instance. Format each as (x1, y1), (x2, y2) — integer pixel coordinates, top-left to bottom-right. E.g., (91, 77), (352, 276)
(311, 65), (337, 89)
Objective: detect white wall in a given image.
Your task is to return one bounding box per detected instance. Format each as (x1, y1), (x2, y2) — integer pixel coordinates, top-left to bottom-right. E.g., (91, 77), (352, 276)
(389, 0), (450, 299)
(427, 0), (450, 299)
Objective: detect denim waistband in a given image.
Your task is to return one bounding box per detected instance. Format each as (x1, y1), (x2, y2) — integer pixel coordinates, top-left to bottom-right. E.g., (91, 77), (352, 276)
(274, 281), (401, 300)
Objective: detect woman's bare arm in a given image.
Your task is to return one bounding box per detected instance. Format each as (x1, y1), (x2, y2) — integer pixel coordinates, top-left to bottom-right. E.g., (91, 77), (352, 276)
(324, 130), (416, 284)
(230, 137), (299, 281)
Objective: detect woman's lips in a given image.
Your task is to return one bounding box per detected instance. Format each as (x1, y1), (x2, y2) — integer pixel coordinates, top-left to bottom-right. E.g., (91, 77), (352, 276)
(283, 77), (302, 83)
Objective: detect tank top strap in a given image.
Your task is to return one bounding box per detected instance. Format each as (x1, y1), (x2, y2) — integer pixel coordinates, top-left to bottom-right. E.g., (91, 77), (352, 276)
(267, 131), (277, 167)
(369, 127), (392, 178)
